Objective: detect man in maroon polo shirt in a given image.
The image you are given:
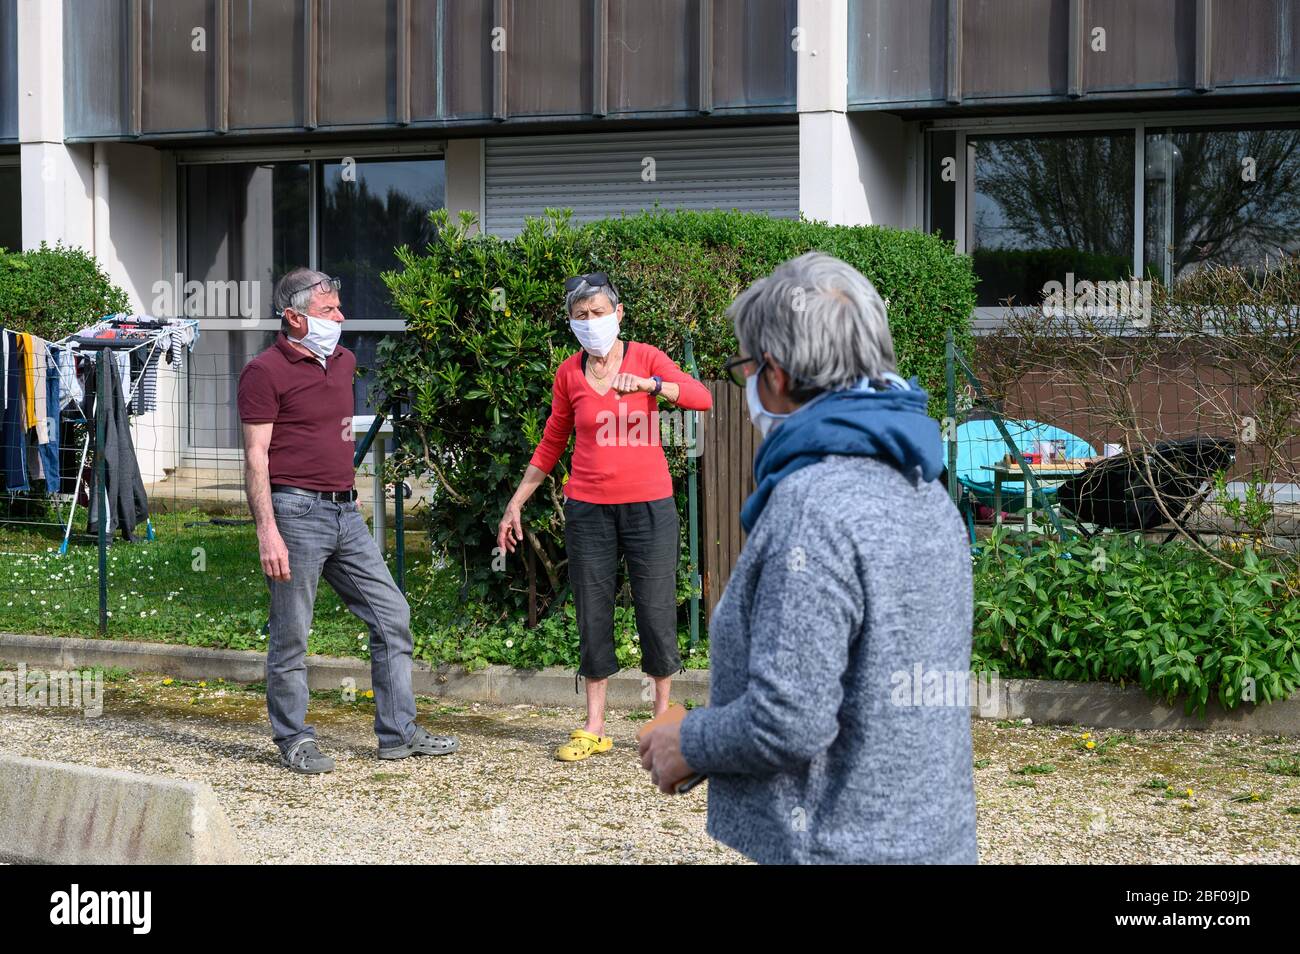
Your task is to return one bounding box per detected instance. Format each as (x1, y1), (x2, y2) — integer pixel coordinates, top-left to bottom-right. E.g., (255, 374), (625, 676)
(237, 268), (458, 773)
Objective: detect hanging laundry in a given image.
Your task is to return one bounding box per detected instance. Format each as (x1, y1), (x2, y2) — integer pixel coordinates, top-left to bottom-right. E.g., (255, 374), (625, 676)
(130, 341), (163, 415)
(19, 333), (38, 431)
(169, 322), (198, 372)
(2, 330), (28, 491)
(112, 350), (130, 399)
(84, 353), (150, 541)
(30, 336), (49, 444)
(37, 349), (60, 489)
(53, 343), (82, 411)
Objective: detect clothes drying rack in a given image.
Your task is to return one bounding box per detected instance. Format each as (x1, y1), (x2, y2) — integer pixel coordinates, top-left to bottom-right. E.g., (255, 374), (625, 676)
(0, 316), (199, 555)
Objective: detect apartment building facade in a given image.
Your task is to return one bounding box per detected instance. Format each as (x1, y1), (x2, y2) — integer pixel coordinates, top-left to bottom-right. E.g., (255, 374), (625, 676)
(1, 0), (1297, 476)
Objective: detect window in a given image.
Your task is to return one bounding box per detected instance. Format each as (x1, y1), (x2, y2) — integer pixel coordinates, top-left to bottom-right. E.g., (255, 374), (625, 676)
(318, 158), (443, 320)
(0, 163), (20, 253)
(1144, 125), (1300, 285)
(181, 153), (445, 449)
(925, 117), (1300, 310)
(966, 131), (1135, 307)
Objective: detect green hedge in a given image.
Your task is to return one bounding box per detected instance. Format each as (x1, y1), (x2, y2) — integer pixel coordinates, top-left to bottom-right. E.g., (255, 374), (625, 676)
(377, 207), (975, 639)
(0, 243), (129, 340)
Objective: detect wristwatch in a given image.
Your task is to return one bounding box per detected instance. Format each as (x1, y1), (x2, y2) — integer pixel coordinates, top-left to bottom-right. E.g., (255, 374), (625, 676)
(650, 375), (663, 396)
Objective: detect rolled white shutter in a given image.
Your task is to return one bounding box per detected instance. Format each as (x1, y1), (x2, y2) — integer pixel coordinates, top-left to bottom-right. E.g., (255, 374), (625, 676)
(484, 124), (799, 237)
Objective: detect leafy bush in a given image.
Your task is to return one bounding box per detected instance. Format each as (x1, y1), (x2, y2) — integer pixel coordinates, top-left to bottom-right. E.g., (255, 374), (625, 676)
(0, 243), (129, 340)
(588, 208), (977, 397)
(972, 528), (1300, 713)
(377, 207), (975, 634)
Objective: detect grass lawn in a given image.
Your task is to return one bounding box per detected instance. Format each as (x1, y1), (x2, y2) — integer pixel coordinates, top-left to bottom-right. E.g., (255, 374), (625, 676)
(0, 508), (709, 672)
(0, 509), (391, 659)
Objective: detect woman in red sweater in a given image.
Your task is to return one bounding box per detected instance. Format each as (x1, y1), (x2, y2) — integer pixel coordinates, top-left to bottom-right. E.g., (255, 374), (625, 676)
(496, 272), (712, 762)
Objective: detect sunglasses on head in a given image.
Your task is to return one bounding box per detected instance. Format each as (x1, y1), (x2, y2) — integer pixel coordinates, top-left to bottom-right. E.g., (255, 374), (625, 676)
(286, 275), (342, 300)
(564, 272), (616, 295)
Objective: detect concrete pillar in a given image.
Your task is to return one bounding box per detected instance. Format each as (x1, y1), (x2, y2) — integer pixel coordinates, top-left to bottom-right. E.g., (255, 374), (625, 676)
(17, 0), (94, 251)
(796, 0), (910, 228)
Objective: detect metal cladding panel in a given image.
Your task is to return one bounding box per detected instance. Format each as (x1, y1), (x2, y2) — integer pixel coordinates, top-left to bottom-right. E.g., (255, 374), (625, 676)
(483, 125), (799, 237)
(850, 0), (1300, 109)
(0, 0), (15, 142)
(63, 0), (130, 139)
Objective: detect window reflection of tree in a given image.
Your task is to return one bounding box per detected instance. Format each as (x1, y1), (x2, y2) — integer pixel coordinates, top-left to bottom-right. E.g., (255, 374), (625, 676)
(320, 174), (438, 321)
(974, 134), (1135, 256)
(970, 134), (1135, 305)
(1159, 128), (1300, 281)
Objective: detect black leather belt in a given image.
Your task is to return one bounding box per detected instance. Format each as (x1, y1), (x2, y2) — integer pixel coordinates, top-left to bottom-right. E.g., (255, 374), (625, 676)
(271, 484), (357, 502)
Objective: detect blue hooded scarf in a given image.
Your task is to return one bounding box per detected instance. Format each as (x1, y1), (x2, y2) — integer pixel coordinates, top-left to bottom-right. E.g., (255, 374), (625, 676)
(740, 381), (945, 533)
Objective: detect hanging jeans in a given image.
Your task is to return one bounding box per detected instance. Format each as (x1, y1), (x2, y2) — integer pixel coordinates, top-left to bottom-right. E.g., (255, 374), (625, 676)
(37, 352), (60, 489)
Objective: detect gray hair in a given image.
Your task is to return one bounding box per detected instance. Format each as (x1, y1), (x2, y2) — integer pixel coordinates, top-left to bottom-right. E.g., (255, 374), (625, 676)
(274, 268), (335, 328)
(565, 279), (620, 316)
(729, 251), (895, 399)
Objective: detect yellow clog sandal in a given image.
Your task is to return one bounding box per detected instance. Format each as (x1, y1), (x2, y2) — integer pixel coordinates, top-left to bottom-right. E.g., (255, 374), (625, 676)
(556, 729), (613, 762)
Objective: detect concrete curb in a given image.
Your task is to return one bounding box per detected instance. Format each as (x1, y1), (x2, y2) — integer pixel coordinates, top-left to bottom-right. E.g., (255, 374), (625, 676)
(3, 632), (1299, 734)
(987, 677), (1300, 735)
(0, 753), (243, 864)
(0, 632), (711, 709)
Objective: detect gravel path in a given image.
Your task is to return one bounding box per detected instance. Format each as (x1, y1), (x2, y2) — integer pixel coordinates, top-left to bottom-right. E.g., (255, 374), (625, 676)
(1, 670), (1297, 863)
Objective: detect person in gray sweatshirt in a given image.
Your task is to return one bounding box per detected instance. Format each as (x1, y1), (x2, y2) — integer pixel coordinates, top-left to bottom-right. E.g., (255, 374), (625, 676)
(639, 251), (978, 864)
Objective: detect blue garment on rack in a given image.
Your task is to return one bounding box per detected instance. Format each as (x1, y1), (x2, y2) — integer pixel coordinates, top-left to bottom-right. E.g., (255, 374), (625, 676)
(2, 330), (29, 491)
(37, 350), (60, 489)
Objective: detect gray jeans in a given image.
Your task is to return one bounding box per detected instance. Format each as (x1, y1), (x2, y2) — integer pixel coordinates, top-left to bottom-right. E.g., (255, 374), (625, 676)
(264, 491), (415, 752)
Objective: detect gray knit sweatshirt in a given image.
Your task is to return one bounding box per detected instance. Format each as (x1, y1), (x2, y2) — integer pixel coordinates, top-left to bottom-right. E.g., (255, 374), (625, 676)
(679, 454), (978, 864)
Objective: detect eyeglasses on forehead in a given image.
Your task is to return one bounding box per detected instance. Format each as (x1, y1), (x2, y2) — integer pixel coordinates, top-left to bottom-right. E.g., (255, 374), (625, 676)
(564, 272), (614, 294)
(285, 275), (342, 301)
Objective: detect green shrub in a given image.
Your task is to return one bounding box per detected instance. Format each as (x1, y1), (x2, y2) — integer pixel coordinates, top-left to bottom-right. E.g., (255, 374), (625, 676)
(972, 528), (1300, 713)
(0, 243), (129, 340)
(377, 207), (975, 639)
(588, 208), (977, 400)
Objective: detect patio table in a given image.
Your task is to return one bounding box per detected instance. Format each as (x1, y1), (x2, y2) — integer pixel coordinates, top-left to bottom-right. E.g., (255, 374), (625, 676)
(980, 460), (1097, 532)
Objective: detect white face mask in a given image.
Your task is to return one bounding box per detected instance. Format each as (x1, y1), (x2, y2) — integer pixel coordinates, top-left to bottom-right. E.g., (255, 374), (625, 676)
(570, 310), (620, 357)
(296, 314), (342, 359)
(745, 362), (792, 438)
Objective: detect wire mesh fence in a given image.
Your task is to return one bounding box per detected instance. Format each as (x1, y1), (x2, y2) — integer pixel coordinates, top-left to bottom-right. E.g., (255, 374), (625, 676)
(945, 278), (1300, 583)
(0, 320), (415, 644)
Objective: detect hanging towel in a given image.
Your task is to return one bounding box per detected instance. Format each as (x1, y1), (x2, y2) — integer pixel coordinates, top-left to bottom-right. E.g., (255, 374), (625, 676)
(31, 336), (49, 444)
(18, 333), (38, 430)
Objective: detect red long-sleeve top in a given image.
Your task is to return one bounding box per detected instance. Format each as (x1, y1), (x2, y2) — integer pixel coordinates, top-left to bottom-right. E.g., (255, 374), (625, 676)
(529, 341), (713, 504)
